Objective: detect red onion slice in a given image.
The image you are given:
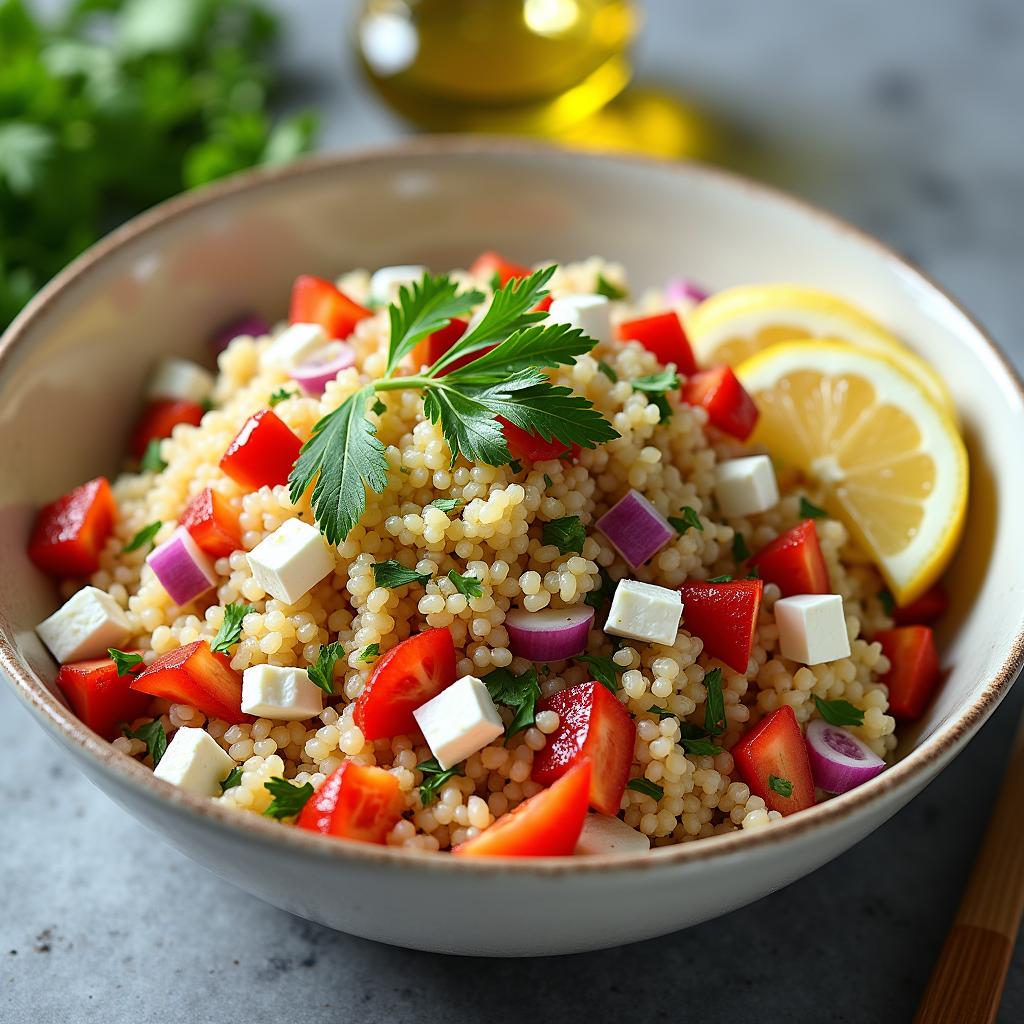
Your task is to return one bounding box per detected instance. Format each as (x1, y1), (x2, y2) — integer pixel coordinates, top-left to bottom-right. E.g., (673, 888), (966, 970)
(665, 278), (710, 305)
(290, 341), (357, 395)
(595, 490), (674, 569)
(146, 526), (218, 606)
(210, 314), (271, 355)
(805, 718), (885, 794)
(505, 606), (595, 662)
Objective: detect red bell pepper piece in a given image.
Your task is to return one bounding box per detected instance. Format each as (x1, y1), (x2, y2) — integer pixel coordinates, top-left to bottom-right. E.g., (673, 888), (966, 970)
(892, 583), (949, 625)
(408, 316), (473, 373)
(57, 654), (151, 740)
(28, 476), (116, 578)
(296, 763), (404, 844)
(876, 625), (940, 719)
(288, 275), (372, 340)
(534, 294), (554, 313)
(453, 759), (592, 857)
(219, 409), (302, 491)
(748, 520), (831, 597)
(498, 418), (580, 464)
(531, 681), (636, 815)
(353, 628), (457, 740)
(470, 251), (531, 287)
(682, 365), (760, 440)
(131, 399), (204, 459)
(131, 640), (247, 723)
(732, 705), (816, 815)
(679, 578), (763, 673)
(180, 487), (242, 559)
(616, 311), (697, 376)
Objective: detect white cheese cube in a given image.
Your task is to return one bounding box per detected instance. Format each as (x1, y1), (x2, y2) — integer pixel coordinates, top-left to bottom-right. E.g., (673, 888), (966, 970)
(36, 586), (131, 664)
(548, 294), (612, 344)
(714, 455), (779, 518)
(775, 594), (851, 665)
(369, 264), (427, 304)
(241, 664), (324, 721)
(604, 579), (683, 646)
(261, 322), (328, 371)
(575, 813), (651, 855)
(246, 519), (336, 605)
(154, 727), (236, 797)
(147, 358), (215, 405)
(413, 674), (504, 770)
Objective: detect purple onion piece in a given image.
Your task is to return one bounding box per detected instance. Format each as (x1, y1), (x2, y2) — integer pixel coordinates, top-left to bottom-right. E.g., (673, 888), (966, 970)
(805, 719), (885, 795)
(665, 278), (711, 305)
(210, 314), (271, 356)
(596, 490), (674, 569)
(505, 606), (595, 662)
(146, 526), (218, 606)
(290, 341), (357, 395)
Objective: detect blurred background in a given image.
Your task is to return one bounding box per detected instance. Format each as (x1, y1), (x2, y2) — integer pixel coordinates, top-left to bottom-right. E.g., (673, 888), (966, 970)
(2, 1), (1022, 1021)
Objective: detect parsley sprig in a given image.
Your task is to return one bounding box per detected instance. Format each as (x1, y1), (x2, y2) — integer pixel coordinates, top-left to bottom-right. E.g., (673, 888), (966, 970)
(417, 758), (465, 806)
(307, 641), (344, 695)
(123, 719), (167, 767)
(483, 666), (541, 739)
(263, 777), (314, 820)
(210, 602), (253, 655)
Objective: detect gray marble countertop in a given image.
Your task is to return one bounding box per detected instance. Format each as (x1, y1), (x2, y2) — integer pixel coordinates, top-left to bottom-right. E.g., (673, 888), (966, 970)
(3, 1), (1023, 1020)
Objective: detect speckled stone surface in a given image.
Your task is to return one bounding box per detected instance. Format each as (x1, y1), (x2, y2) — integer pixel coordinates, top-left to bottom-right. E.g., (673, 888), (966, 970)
(3, 1), (1023, 1020)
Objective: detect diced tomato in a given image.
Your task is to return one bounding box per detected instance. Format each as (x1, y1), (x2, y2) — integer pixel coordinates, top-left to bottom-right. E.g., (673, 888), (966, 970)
(57, 654), (151, 740)
(408, 316), (474, 373)
(682, 365), (760, 440)
(452, 759), (592, 857)
(498, 418), (581, 464)
(732, 705), (816, 815)
(615, 311), (697, 376)
(533, 294), (554, 313)
(180, 488), (242, 558)
(892, 583), (949, 626)
(219, 409), (302, 491)
(679, 578), (763, 673)
(353, 628), (457, 740)
(296, 763), (404, 844)
(131, 399), (204, 458)
(748, 520), (831, 597)
(470, 251), (531, 287)
(131, 640), (246, 723)
(876, 625), (940, 719)
(289, 274), (372, 340)
(531, 682), (636, 815)
(28, 476), (116, 578)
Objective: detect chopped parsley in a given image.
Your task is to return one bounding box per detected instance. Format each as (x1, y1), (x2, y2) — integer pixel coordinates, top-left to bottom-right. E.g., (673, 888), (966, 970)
(108, 648), (143, 676)
(669, 506), (703, 534)
(543, 473), (554, 489)
(372, 560), (432, 588)
(813, 696), (865, 728)
(139, 439), (167, 473)
(584, 565), (616, 611)
(508, 459), (523, 474)
(307, 641), (344, 695)
(269, 387), (296, 407)
(596, 359), (618, 383)
(799, 496), (827, 519)
(595, 272), (628, 301)
(448, 569), (483, 599)
(681, 736), (724, 757)
(731, 532), (750, 562)
(428, 497), (463, 512)
(263, 777), (314, 820)
(358, 643), (381, 664)
(417, 758), (465, 806)
(371, 397), (387, 417)
(646, 705), (676, 720)
(703, 668), (727, 735)
(220, 766), (244, 793)
(627, 778), (664, 801)
(210, 602), (253, 655)
(123, 719), (167, 767)
(542, 515), (586, 555)
(631, 367), (680, 394)
(575, 653), (621, 694)
(745, 566), (760, 580)
(122, 520), (162, 554)
(483, 666), (541, 738)
(878, 589), (895, 616)
(768, 775), (793, 798)
(706, 574), (734, 584)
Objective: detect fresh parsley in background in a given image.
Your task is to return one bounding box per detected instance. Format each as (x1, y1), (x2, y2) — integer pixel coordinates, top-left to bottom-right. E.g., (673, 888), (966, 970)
(0, 0), (317, 329)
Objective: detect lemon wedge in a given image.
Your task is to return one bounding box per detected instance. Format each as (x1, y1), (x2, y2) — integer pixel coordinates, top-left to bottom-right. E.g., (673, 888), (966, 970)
(687, 284), (955, 417)
(737, 341), (967, 604)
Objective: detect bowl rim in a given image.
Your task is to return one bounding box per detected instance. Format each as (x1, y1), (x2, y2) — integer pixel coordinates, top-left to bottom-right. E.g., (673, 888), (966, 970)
(3, 135), (1023, 874)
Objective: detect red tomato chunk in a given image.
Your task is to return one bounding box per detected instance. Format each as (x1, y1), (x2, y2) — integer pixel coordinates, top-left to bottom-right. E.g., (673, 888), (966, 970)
(892, 583), (949, 625)
(615, 311), (697, 376)
(679, 578), (763, 673)
(876, 625), (940, 719)
(131, 640), (247, 724)
(28, 476), (116, 578)
(131, 399), (204, 459)
(219, 409), (302, 491)
(748, 520), (831, 597)
(499, 418), (580, 464)
(732, 705), (816, 815)
(289, 275), (372, 340)
(532, 681), (635, 815)
(409, 317), (477, 373)
(682, 366), (759, 440)
(57, 654), (151, 740)
(181, 487), (242, 559)
(296, 763), (403, 843)
(469, 251), (531, 286)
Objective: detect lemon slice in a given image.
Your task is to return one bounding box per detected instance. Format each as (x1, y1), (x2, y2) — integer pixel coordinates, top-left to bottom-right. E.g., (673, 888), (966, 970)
(687, 285), (955, 417)
(737, 341), (967, 604)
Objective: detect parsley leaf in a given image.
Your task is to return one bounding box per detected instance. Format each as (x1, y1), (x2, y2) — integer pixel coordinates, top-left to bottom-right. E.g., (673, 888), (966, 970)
(448, 569), (483, 599)
(220, 766), (243, 793)
(269, 387), (296, 407)
(543, 473), (554, 489)
(799, 496), (827, 519)
(210, 602), (253, 656)
(731, 532), (750, 562)
(632, 367), (681, 394)
(576, 654), (621, 693)
(878, 589), (895, 616)
(681, 736), (724, 757)
(371, 397), (387, 417)
(768, 775), (793, 798)
(457, 320), (596, 378)
(417, 758), (465, 806)
(596, 359), (618, 383)
(813, 696), (865, 728)
(703, 667), (727, 735)
(627, 778), (664, 800)
(669, 506), (704, 534)
(122, 520), (162, 553)
(428, 497), (462, 512)
(307, 640), (344, 695)
(372, 560), (432, 588)
(542, 515), (586, 554)
(263, 777), (315, 820)
(123, 719), (167, 767)
(108, 648), (143, 676)
(585, 566), (616, 610)
(358, 643), (380, 664)
(706, 574), (734, 583)
(646, 705), (676, 720)
(140, 439), (167, 473)
(595, 272), (628, 300)
(484, 666), (541, 738)
(509, 459), (523, 474)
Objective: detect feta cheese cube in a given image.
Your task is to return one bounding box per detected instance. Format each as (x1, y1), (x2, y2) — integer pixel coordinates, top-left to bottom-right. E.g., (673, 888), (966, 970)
(369, 264), (427, 304)
(548, 294), (612, 344)
(714, 455), (779, 518)
(154, 727), (236, 797)
(147, 358), (215, 405)
(261, 322), (328, 372)
(575, 813), (651, 855)
(604, 579), (683, 646)
(246, 519), (336, 605)
(36, 586), (131, 664)
(775, 594), (851, 665)
(241, 664), (324, 721)
(413, 674), (504, 770)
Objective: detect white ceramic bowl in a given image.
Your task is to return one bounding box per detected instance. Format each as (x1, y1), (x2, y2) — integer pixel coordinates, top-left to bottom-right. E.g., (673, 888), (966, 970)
(3, 139), (1023, 956)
